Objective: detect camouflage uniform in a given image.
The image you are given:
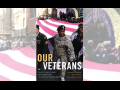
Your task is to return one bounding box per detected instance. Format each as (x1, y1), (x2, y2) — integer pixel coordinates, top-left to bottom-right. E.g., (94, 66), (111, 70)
(53, 34), (75, 77)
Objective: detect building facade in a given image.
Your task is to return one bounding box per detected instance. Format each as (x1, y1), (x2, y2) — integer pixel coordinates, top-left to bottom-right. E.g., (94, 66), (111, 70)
(36, 8), (53, 18)
(0, 8), (12, 40)
(11, 8), (27, 40)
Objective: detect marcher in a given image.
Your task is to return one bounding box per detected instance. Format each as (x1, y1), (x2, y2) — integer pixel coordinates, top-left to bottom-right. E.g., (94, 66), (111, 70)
(36, 25), (48, 70)
(71, 24), (83, 62)
(52, 25), (75, 81)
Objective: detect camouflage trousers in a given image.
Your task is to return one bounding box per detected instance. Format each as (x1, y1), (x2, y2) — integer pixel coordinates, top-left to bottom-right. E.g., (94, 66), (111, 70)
(53, 55), (68, 78)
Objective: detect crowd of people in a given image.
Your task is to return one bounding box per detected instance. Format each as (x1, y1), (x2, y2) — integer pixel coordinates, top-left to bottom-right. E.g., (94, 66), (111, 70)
(37, 11), (83, 23)
(83, 40), (120, 64)
(83, 21), (120, 64)
(58, 11), (82, 23)
(0, 38), (36, 52)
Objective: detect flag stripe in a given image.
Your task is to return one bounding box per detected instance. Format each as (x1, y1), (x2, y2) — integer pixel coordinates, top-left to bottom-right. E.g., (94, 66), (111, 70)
(0, 53), (36, 76)
(1, 50), (36, 68)
(0, 62), (36, 81)
(40, 27), (52, 39)
(0, 75), (11, 81)
(49, 19), (81, 25)
(46, 19), (78, 29)
(0, 47), (36, 81)
(37, 20), (57, 36)
(12, 47), (36, 59)
(39, 20), (72, 36)
(83, 59), (120, 72)
(43, 20), (77, 32)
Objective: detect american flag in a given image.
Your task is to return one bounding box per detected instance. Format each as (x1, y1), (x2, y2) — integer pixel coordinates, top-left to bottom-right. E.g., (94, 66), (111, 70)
(36, 18), (83, 64)
(36, 19), (82, 39)
(0, 47), (36, 81)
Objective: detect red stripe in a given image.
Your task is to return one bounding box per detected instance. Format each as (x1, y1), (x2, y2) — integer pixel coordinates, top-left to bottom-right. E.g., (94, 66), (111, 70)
(84, 59), (120, 72)
(12, 47), (36, 59)
(43, 20), (76, 32)
(0, 53), (36, 76)
(50, 19), (81, 25)
(37, 20), (57, 36)
(0, 75), (11, 81)
(37, 20), (70, 37)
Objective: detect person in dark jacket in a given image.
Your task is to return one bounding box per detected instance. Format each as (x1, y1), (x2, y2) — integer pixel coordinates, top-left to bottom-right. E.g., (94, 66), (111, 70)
(36, 25), (48, 70)
(85, 40), (95, 61)
(104, 48), (117, 64)
(71, 24), (83, 62)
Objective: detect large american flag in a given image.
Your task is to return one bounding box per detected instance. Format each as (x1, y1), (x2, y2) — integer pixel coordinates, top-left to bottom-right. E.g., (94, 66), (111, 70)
(0, 47), (36, 81)
(36, 19), (82, 39)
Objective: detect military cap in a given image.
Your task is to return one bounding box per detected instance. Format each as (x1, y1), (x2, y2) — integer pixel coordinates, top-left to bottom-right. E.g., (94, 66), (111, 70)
(57, 25), (65, 32)
(78, 24), (83, 28)
(36, 25), (39, 30)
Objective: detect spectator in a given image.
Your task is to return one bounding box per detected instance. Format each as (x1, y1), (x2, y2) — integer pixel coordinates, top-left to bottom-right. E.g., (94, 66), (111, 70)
(93, 43), (107, 63)
(16, 42), (20, 48)
(105, 44), (111, 54)
(22, 42), (27, 47)
(83, 46), (88, 59)
(31, 41), (36, 50)
(65, 18), (68, 22)
(70, 17), (74, 23)
(62, 12), (65, 20)
(71, 24), (83, 62)
(105, 48), (118, 64)
(86, 40), (95, 61)
(0, 44), (6, 51)
(6, 43), (12, 50)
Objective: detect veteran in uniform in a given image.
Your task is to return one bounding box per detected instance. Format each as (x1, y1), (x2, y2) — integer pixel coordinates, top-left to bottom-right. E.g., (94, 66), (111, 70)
(36, 25), (48, 70)
(52, 25), (75, 81)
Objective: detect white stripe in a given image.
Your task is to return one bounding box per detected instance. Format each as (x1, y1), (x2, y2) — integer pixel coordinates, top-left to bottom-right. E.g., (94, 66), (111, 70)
(37, 20), (52, 38)
(39, 27), (52, 39)
(0, 50), (36, 68)
(84, 68), (120, 81)
(46, 19), (78, 29)
(40, 20), (73, 36)
(0, 62), (36, 81)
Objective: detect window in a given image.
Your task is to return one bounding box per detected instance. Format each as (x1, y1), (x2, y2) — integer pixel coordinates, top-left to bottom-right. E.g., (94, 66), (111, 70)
(16, 15), (19, 27)
(23, 18), (25, 27)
